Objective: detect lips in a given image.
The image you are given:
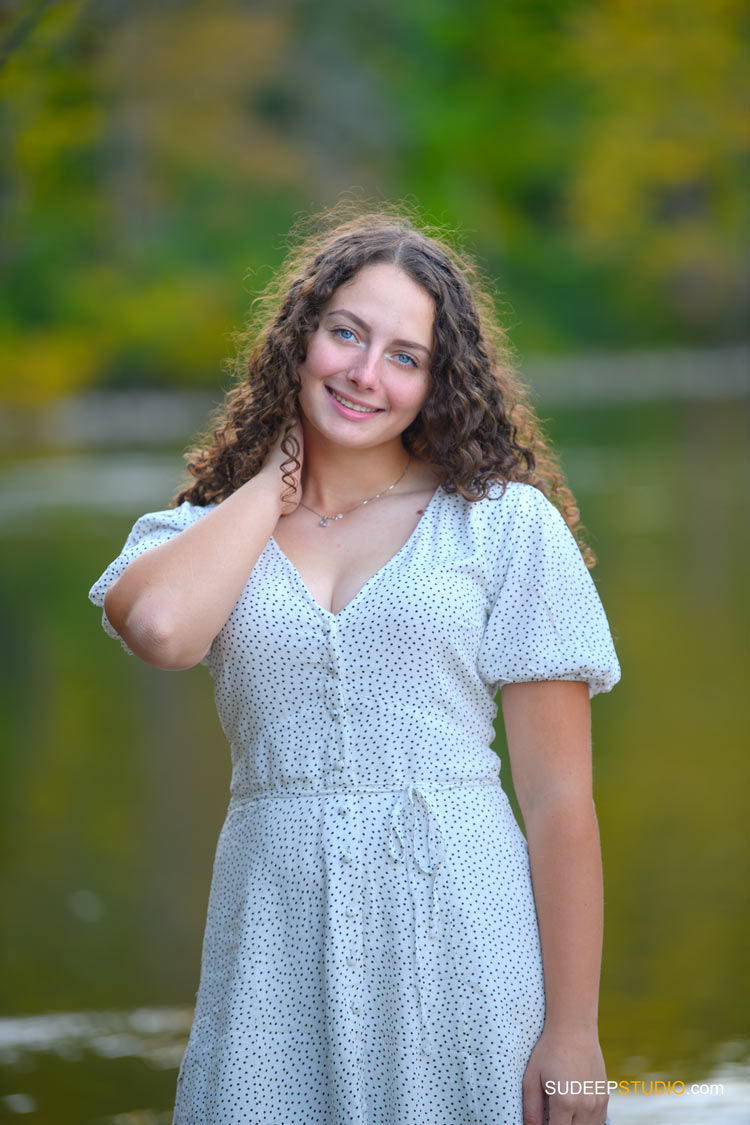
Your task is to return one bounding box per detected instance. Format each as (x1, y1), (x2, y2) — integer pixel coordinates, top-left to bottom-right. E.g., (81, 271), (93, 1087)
(325, 385), (384, 412)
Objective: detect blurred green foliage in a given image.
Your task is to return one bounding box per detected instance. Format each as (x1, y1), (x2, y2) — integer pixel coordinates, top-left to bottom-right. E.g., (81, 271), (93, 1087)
(0, 0), (746, 405)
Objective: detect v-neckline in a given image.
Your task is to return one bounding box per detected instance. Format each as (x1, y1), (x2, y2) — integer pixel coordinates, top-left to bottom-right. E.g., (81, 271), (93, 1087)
(268, 483), (444, 620)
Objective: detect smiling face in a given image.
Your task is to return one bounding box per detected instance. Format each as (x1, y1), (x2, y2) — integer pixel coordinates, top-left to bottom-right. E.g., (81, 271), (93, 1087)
(296, 262), (434, 449)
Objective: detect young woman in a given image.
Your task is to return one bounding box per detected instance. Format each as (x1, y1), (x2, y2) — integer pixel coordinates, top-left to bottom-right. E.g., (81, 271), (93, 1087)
(88, 201), (620, 1125)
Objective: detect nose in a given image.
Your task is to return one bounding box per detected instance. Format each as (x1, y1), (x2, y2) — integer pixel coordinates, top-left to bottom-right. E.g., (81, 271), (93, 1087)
(346, 345), (382, 390)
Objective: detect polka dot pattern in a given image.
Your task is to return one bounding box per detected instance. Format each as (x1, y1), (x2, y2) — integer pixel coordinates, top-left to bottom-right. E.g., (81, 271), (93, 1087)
(88, 480), (620, 1124)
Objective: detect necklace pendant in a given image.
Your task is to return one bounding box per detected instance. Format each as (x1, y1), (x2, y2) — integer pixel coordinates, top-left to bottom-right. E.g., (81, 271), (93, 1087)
(304, 454), (412, 529)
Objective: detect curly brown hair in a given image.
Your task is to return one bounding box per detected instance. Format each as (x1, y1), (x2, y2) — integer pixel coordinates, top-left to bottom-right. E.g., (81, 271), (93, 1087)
(173, 197), (595, 566)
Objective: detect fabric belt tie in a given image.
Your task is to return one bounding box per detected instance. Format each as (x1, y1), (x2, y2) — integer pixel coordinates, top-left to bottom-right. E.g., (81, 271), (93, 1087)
(387, 784), (447, 936)
(387, 784), (449, 1056)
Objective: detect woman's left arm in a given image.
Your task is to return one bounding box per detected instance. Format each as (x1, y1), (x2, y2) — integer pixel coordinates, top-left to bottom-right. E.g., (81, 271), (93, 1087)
(502, 679), (610, 1125)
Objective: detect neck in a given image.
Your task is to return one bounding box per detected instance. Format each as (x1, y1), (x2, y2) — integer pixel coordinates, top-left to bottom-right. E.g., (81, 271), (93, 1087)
(299, 434), (413, 512)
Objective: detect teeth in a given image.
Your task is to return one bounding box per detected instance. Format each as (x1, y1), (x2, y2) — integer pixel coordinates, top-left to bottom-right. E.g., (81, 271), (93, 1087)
(329, 387), (380, 413)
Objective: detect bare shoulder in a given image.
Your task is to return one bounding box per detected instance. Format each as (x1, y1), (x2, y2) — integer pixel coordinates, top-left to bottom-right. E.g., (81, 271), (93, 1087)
(404, 459), (442, 497)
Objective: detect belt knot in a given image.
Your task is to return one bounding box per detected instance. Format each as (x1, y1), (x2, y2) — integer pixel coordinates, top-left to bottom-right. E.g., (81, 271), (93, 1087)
(387, 784), (450, 1055)
(387, 784), (447, 936)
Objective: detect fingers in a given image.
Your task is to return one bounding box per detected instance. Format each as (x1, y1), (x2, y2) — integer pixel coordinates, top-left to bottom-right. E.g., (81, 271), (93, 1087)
(546, 1089), (608, 1125)
(522, 1074), (546, 1125)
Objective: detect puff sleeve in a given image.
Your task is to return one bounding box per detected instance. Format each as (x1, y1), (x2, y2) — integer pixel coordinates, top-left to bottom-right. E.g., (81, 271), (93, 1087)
(476, 484), (621, 698)
(87, 500), (216, 664)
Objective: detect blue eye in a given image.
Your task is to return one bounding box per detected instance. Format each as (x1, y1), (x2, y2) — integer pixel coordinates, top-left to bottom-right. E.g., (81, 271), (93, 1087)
(332, 327), (417, 368)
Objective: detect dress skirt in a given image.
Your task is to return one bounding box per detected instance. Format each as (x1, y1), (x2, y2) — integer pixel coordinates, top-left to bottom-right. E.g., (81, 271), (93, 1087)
(173, 777), (546, 1124)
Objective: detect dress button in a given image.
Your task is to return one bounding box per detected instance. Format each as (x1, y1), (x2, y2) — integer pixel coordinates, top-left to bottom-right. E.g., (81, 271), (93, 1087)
(332, 762), (345, 771)
(331, 711), (340, 720)
(347, 959), (357, 969)
(352, 1005), (360, 1015)
(346, 910), (358, 920)
(341, 853), (352, 864)
(338, 807), (349, 816)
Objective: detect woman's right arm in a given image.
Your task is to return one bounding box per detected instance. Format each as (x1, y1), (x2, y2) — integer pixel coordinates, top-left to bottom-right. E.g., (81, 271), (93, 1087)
(103, 431), (301, 671)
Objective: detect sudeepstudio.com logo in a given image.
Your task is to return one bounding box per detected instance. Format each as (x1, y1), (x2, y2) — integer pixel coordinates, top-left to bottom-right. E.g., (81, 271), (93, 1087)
(544, 1080), (725, 1096)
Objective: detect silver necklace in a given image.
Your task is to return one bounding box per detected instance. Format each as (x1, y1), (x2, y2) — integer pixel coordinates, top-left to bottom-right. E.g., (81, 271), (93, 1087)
(298, 455), (413, 527)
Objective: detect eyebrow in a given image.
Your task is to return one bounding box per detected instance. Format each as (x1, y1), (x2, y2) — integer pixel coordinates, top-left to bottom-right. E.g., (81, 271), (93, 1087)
(324, 308), (432, 356)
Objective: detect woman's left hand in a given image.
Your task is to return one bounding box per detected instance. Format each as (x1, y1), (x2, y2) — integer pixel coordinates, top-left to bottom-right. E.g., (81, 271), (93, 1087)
(522, 1026), (610, 1125)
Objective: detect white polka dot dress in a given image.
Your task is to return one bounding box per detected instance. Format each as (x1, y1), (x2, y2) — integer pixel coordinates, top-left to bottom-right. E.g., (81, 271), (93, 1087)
(88, 479), (621, 1125)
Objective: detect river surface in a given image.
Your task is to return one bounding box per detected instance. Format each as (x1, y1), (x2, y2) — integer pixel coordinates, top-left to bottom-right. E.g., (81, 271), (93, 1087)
(0, 398), (747, 1122)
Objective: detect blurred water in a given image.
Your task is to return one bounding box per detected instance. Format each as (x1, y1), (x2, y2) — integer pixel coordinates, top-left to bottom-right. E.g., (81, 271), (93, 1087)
(0, 397), (747, 1121)
(0, 1011), (746, 1121)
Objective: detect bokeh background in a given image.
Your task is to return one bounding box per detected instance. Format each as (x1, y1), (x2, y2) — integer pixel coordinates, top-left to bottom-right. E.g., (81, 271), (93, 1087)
(1, 1), (748, 1122)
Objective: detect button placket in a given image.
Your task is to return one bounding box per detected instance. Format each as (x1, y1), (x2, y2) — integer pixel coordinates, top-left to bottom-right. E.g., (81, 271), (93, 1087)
(325, 622), (352, 785)
(321, 617), (364, 1032)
